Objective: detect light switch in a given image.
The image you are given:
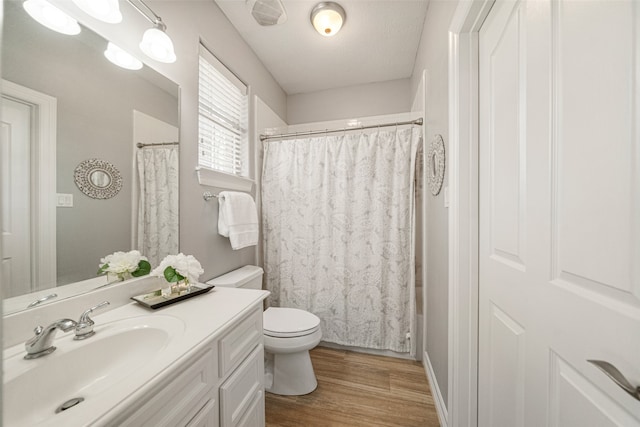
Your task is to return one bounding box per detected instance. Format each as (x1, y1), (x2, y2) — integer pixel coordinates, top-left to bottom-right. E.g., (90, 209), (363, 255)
(56, 193), (73, 207)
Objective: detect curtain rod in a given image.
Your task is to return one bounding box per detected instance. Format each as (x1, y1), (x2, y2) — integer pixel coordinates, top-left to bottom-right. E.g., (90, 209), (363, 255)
(259, 118), (423, 142)
(136, 142), (179, 148)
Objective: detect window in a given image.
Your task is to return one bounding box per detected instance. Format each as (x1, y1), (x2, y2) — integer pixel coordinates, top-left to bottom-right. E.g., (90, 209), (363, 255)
(198, 44), (248, 177)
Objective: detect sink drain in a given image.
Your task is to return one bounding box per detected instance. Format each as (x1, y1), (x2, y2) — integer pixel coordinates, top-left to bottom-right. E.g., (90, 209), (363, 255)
(55, 397), (84, 413)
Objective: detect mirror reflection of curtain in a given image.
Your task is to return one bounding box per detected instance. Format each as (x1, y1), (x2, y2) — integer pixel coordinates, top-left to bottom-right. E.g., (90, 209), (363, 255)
(136, 147), (179, 267)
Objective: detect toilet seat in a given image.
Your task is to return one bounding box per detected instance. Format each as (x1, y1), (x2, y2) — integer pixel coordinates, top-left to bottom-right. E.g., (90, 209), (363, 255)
(263, 307), (320, 338)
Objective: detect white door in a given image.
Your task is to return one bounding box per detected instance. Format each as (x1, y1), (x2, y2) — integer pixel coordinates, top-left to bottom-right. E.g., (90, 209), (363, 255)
(479, 1), (640, 426)
(2, 96), (33, 297)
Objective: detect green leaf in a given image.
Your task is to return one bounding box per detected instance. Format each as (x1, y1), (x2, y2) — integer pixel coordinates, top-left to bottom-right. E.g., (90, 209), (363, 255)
(97, 263), (109, 275)
(163, 266), (185, 283)
(132, 260), (151, 277)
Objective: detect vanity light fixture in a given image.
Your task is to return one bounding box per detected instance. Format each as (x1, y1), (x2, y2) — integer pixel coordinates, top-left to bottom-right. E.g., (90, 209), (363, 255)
(126, 0), (177, 63)
(104, 42), (143, 70)
(71, 0), (122, 24)
(310, 2), (345, 37)
(23, 0), (81, 35)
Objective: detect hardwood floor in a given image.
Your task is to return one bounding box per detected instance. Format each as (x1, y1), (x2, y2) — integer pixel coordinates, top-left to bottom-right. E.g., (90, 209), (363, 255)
(265, 346), (440, 427)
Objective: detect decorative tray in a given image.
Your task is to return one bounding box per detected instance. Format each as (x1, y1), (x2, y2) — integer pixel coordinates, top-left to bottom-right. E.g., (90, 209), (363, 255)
(131, 284), (215, 309)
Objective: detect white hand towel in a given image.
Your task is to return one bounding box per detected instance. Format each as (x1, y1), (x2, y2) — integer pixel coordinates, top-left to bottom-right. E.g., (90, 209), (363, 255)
(217, 191), (259, 250)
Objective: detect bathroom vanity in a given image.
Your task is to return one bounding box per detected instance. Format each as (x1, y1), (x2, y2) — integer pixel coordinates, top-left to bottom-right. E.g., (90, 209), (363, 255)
(3, 283), (269, 427)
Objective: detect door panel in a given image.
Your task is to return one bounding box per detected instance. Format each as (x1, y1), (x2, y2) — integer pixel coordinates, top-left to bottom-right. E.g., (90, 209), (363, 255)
(488, 304), (525, 427)
(479, 1), (640, 426)
(553, 0), (636, 296)
(489, 3), (526, 269)
(2, 97), (32, 297)
(550, 354), (638, 427)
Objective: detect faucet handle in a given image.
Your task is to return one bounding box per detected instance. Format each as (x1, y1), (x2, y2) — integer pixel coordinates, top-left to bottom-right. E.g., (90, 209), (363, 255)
(75, 301), (110, 340)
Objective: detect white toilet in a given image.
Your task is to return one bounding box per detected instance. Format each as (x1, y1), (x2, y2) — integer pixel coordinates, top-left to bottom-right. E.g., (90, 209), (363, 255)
(207, 266), (322, 396)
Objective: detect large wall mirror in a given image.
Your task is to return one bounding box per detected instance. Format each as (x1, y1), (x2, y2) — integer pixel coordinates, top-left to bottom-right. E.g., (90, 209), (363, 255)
(2, 1), (180, 314)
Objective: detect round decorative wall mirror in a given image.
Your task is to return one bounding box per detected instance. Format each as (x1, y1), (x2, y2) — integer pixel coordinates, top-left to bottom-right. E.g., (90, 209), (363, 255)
(428, 134), (445, 196)
(74, 159), (123, 199)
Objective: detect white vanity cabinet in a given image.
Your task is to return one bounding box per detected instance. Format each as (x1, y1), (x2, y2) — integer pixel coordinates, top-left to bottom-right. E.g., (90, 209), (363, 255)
(3, 285), (268, 427)
(109, 305), (265, 427)
(218, 308), (265, 427)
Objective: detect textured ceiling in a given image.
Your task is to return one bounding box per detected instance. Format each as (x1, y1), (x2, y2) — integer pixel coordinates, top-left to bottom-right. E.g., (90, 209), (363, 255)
(215, 0), (429, 95)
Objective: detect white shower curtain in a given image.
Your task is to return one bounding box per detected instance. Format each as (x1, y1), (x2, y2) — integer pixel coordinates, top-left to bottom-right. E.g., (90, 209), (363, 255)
(262, 127), (420, 354)
(136, 147), (179, 268)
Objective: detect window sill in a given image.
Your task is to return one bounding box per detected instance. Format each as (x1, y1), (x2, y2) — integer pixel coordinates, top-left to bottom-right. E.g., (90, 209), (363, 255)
(196, 167), (254, 192)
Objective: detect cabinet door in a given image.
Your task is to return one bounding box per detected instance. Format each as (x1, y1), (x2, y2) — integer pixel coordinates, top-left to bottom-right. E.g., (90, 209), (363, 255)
(187, 398), (219, 427)
(120, 347), (217, 427)
(219, 308), (263, 378)
(236, 391), (264, 427)
(220, 344), (264, 427)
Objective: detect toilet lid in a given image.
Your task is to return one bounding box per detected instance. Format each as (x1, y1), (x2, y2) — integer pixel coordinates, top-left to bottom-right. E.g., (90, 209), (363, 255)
(263, 307), (320, 338)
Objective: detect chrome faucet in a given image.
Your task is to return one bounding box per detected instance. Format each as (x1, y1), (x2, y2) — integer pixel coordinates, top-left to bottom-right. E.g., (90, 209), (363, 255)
(74, 301), (110, 340)
(24, 319), (77, 359)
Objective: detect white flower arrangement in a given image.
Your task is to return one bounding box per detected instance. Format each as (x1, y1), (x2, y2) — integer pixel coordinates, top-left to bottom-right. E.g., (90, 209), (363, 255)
(98, 250), (151, 281)
(151, 253), (204, 286)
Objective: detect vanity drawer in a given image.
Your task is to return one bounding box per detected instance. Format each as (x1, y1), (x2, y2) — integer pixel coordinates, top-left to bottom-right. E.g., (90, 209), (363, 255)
(220, 344), (264, 427)
(218, 307), (262, 378)
(121, 347), (217, 427)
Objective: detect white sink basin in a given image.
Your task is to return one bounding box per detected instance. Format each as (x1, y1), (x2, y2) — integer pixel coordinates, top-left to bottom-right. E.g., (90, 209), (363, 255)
(3, 314), (185, 426)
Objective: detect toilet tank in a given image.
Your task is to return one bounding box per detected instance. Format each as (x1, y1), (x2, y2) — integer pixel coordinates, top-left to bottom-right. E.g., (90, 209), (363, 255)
(206, 265), (263, 290)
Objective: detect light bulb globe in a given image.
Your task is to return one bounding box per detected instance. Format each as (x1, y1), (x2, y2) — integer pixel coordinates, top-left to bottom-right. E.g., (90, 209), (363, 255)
(140, 27), (176, 64)
(104, 42), (143, 70)
(23, 0), (81, 35)
(72, 0), (122, 24)
(310, 2), (345, 37)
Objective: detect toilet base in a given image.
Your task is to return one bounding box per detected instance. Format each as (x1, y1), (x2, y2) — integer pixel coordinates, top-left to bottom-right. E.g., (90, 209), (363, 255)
(265, 350), (318, 396)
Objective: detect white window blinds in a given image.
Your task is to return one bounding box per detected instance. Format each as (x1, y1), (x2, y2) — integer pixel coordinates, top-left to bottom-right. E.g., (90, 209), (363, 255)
(198, 45), (248, 176)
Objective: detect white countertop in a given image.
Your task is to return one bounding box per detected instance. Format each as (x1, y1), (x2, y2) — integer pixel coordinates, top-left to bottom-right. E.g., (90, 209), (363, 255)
(3, 286), (269, 427)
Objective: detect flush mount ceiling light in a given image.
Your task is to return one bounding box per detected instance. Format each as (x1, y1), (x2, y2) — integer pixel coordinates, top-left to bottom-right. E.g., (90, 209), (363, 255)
(127, 0), (177, 63)
(246, 0), (287, 26)
(72, 0), (122, 23)
(310, 2), (345, 37)
(104, 42), (143, 70)
(23, 0), (81, 35)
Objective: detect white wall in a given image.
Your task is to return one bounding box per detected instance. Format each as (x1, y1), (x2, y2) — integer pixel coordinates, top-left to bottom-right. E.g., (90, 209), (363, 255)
(410, 0), (460, 415)
(287, 78), (411, 124)
(412, 70), (426, 361)
(48, 0), (288, 280)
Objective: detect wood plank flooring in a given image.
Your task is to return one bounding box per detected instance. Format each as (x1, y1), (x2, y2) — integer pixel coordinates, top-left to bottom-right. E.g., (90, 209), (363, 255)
(265, 346), (440, 427)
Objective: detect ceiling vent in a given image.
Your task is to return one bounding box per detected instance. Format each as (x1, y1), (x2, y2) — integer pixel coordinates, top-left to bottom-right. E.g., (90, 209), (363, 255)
(246, 0), (287, 26)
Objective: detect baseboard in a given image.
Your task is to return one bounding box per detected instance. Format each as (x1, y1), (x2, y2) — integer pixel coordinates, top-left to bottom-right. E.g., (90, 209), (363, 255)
(423, 350), (448, 427)
(318, 341), (416, 360)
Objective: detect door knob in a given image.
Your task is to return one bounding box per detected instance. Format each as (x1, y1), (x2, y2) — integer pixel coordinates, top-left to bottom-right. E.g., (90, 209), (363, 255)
(588, 360), (640, 401)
